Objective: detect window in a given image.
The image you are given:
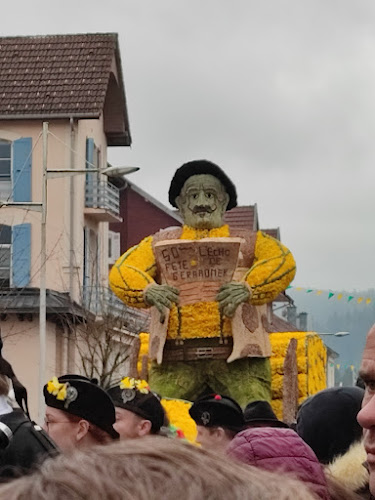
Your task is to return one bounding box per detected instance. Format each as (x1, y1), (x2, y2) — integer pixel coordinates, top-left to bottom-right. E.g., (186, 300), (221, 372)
(0, 225), (11, 287)
(108, 231), (120, 264)
(0, 140), (12, 199)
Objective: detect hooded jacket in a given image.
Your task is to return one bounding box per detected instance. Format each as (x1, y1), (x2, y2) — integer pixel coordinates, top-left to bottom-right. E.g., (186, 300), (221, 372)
(227, 427), (330, 500)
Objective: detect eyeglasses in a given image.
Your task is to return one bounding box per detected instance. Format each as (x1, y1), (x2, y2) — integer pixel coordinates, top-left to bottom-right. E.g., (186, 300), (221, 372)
(44, 418), (74, 430)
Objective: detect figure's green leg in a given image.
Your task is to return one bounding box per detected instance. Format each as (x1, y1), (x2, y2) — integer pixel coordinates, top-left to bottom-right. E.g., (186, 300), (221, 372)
(209, 358), (271, 407)
(149, 361), (205, 401)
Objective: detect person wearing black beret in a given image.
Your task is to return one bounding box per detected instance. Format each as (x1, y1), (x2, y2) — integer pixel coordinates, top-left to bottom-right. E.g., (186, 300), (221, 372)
(43, 374), (118, 451)
(110, 159), (296, 405)
(189, 394), (244, 453)
(243, 400), (289, 428)
(107, 377), (165, 439)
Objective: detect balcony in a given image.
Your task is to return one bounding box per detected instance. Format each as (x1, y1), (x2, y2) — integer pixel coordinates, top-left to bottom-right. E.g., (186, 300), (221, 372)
(84, 180), (122, 223)
(82, 286), (150, 333)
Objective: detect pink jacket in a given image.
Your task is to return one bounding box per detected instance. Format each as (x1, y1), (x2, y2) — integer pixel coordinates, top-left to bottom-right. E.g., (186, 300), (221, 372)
(227, 427), (330, 500)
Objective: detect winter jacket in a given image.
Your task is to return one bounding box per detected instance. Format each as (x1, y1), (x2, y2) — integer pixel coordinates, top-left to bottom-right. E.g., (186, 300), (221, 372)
(227, 427), (330, 500)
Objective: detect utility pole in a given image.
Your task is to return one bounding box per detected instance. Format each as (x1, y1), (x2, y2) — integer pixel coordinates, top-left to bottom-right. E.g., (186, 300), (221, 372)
(38, 121), (48, 421)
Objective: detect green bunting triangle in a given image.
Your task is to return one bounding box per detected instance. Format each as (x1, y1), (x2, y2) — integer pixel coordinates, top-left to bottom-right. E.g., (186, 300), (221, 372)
(328, 292), (335, 299)
(348, 296), (354, 302)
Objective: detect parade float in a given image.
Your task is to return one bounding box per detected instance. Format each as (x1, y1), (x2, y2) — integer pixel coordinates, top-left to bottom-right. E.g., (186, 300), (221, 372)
(109, 159), (325, 440)
(136, 330), (326, 440)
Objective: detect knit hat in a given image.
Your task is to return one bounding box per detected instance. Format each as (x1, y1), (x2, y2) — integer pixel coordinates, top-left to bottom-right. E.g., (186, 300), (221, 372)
(296, 386), (364, 464)
(189, 394), (244, 431)
(43, 375), (119, 439)
(168, 160), (237, 210)
(107, 378), (165, 433)
(244, 400), (289, 428)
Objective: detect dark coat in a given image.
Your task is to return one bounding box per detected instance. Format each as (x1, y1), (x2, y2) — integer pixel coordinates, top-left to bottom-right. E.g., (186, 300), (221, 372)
(0, 409), (58, 478)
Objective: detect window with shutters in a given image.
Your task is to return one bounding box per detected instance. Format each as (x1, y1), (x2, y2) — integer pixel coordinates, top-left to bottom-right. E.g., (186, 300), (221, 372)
(0, 225), (11, 288)
(0, 140), (12, 200)
(0, 137), (32, 202)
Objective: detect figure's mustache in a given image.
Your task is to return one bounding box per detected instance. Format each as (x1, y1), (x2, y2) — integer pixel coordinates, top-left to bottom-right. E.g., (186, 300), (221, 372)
(192, 206), (214, 214)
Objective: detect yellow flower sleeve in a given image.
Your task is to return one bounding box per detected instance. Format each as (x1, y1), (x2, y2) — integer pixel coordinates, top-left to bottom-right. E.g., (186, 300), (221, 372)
(244, 231), (296, 305)
(109, 236), (157, 308)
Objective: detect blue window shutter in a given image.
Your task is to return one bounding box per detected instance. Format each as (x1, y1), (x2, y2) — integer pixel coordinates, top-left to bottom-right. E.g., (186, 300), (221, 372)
(12, 223), (31, 287)
(13, 137), (32, 202)
(85, 138), (95, 206)
(86, 138), (94, 168)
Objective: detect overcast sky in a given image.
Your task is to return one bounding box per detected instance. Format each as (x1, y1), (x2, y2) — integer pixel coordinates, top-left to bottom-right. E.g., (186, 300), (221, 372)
(4, 1), (375, 291)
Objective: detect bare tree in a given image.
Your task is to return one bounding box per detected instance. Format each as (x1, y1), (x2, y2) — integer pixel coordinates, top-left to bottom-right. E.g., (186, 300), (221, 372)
(63, 286), (149, 389)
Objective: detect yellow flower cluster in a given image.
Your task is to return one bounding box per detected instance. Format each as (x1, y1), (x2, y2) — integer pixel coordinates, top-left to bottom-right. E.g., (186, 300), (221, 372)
(109, 236), (157, 307)
(246, 232), (296, 305)
(46, 376), (67, 401)
(120, 377), (150, 394)
(161, 398), (197, 443)
(167, 302), (231, 339)
(269, 331), (327, 419)
(137, 332), (151, 376)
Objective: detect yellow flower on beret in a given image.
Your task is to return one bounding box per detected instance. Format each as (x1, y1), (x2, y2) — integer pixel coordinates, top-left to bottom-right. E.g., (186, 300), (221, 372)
(119, 377), (150, 394)
(136, 380), (150, 394)
(46, 376), (68, 401)
(120, 377), (136, 390)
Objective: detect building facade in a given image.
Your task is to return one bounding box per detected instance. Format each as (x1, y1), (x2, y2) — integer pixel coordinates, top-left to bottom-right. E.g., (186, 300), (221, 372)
(0, 33), (135, 420)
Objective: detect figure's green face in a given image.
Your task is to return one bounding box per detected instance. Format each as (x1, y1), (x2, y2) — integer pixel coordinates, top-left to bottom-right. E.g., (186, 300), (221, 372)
(175, 174), (229, 229)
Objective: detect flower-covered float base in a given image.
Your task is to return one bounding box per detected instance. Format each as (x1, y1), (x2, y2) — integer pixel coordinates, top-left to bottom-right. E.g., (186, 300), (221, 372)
(137, 330), (326, 434)
(270, 331), (326, 420)
(161, 398), (196, 443)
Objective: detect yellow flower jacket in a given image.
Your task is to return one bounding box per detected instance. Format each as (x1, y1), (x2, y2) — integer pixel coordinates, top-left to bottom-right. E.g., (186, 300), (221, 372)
(109, 225), (296, 363)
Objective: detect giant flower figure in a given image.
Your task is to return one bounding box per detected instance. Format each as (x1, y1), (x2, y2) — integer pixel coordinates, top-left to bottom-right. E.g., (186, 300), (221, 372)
(110, 160), (296, 405)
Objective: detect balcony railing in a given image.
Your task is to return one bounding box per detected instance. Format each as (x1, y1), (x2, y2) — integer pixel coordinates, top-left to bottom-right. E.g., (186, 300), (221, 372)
(85, 180), (120, 216)
(82, 286), (150, 332)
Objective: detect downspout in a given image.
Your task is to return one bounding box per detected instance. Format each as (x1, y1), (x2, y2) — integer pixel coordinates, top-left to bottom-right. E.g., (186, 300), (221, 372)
(69, 117), (75, 299)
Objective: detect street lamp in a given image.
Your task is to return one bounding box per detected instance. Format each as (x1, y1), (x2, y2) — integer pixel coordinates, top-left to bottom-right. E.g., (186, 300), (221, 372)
(1, 122), (139, 421)
(318, 332), (350, 337)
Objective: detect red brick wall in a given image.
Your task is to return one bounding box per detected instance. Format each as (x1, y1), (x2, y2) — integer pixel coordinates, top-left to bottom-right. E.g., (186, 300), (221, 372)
(110, 186), (181, 253)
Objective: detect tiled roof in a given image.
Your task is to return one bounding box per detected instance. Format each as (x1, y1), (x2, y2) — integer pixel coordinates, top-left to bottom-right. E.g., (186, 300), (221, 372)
(224, 205), (259, 231)
(0, 33), (128, 124)
(262, 228), (281, 240)
(269, 313), (300, 333)
(0, 288), (87, 317)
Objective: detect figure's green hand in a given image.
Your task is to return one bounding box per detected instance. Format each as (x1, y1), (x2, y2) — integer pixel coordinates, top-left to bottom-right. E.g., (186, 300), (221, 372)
(144, 284), (179, 323)
(216, 282), (251, 318)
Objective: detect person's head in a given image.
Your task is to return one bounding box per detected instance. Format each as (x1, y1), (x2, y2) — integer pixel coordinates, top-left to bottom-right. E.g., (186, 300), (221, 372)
(0, 436), (319, 500)
(243, 400), (289, 428)
(357, 324), (375, 495)
(227, 427), (331, 500)
(106, 377), (165, 439)
(43, 374), (118, 451)
(189, 393), (244, 453)
(169, 160), (237, 229)
(296, 386), (364, 464)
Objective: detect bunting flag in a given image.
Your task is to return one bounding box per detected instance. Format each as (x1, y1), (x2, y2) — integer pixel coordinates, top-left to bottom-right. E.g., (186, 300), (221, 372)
(286, 286), (374, 305)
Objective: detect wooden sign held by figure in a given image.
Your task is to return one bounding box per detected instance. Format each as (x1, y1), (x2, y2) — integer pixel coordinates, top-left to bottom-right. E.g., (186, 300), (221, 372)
(154, 237), (242, 306)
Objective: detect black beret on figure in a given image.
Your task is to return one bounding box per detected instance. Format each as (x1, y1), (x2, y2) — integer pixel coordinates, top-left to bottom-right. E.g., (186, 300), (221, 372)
(107, 380), (165, 433)
(244, 400), (289, 428)
(44, 375), (119, 439)
(296, 386), (364, 464)
(168, 160), (238, 210)
(189, 394), (244, 431)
